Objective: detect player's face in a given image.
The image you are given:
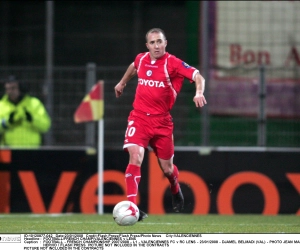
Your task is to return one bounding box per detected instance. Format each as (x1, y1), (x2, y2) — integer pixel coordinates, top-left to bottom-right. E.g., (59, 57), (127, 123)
(146, 32), (167, 60)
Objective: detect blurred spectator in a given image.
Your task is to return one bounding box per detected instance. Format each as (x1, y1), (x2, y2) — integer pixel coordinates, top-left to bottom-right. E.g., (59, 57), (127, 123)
(0, 75), (51, 147)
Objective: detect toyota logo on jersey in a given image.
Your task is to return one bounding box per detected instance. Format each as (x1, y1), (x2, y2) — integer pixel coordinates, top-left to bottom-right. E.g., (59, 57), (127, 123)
(146, 70), (152, 76)
(138, 78), (165, 87)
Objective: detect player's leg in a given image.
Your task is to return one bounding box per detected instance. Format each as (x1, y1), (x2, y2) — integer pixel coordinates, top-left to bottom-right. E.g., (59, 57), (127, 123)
(123, 111), (151, 221)
(150, 114), (184, 212)
(125, 145), (148, 221)
(125, 145), (144, 204)
(158, 158), (184, 212)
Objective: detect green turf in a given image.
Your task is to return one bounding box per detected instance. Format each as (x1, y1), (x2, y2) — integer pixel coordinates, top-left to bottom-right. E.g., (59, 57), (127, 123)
(0, 214), (299, 234)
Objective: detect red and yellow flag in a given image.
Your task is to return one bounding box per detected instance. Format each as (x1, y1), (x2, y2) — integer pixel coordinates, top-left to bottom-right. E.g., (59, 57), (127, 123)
(74, 80), (104, 123)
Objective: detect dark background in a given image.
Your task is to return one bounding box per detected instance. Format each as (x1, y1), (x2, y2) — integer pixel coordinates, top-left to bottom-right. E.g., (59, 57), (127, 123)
(0, 1), (199, 67)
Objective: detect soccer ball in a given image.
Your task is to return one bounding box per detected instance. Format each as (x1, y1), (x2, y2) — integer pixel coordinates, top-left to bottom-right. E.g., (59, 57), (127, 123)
(113, 201), (139, 226)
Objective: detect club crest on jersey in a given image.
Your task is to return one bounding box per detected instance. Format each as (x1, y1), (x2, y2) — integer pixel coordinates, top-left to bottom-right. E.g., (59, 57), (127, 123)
(146, 70), (152, 76)
(182, 62), (191, 68)
(138, 78), (165, 88)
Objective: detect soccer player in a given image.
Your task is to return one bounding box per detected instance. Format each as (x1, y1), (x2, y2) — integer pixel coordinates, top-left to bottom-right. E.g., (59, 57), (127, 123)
(114, 28), (207, 221)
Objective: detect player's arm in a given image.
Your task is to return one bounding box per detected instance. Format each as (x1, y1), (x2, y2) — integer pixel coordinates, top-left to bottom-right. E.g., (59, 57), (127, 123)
(114, 63), (137, 98)
(193, 72), (207, 108)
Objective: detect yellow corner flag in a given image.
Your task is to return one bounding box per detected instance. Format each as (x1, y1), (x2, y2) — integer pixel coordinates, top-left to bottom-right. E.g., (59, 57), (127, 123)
(74, 80), (104, 123)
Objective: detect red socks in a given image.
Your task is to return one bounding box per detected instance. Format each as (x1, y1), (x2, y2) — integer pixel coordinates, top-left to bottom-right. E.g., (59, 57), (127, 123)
(125, 164), (141, 204)
(125, 163), (179, 204)
(166, 164), (180, 194)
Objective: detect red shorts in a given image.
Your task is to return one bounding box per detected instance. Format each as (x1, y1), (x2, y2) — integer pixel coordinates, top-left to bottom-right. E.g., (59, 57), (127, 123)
(123, 110), (174, 160)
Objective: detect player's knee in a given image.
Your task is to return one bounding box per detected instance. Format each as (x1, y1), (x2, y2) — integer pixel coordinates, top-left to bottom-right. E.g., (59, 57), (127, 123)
(161, 163), (173, 176)
(128, 146), (144, 166)
(129, 153), (142, 166)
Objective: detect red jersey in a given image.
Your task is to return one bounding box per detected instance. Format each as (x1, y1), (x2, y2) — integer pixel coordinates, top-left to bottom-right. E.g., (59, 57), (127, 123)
(133, 52), (199, 115)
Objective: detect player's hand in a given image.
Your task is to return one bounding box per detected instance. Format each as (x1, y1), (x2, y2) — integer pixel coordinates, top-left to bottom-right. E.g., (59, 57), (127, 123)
(114, 82), (126, 98)
(193, 93), (207, 108)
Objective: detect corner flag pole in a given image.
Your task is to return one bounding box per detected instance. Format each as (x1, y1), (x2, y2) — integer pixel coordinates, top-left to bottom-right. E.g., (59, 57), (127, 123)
(98, 118), (104, 214)
(73, 80), (104, 214)
(98, 80), (104, 215)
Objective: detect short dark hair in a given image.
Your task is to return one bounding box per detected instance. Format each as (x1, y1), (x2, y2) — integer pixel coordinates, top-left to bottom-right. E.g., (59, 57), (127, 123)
(145, 28), (167, 42)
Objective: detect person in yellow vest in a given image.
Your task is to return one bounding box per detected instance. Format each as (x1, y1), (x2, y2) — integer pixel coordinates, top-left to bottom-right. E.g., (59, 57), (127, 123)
(0, 76), (51, 147)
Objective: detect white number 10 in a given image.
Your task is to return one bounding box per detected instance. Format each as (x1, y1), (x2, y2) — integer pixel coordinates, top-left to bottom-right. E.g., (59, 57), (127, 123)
(125, 126), (136, 137)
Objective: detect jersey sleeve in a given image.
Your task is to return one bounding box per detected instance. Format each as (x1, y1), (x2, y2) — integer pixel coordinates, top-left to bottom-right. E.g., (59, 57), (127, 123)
(170, 56), (199, 83)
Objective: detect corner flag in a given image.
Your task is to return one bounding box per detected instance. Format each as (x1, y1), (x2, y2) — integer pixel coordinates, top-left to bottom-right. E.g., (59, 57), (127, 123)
(74, 80), (104, 123)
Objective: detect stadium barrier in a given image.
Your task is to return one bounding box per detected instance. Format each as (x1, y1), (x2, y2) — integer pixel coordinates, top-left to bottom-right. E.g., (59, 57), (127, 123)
(0, 147), (299, 215)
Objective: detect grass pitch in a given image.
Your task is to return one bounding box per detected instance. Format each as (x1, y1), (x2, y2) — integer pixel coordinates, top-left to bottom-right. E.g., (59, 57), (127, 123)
(0, 214), (299, 234)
